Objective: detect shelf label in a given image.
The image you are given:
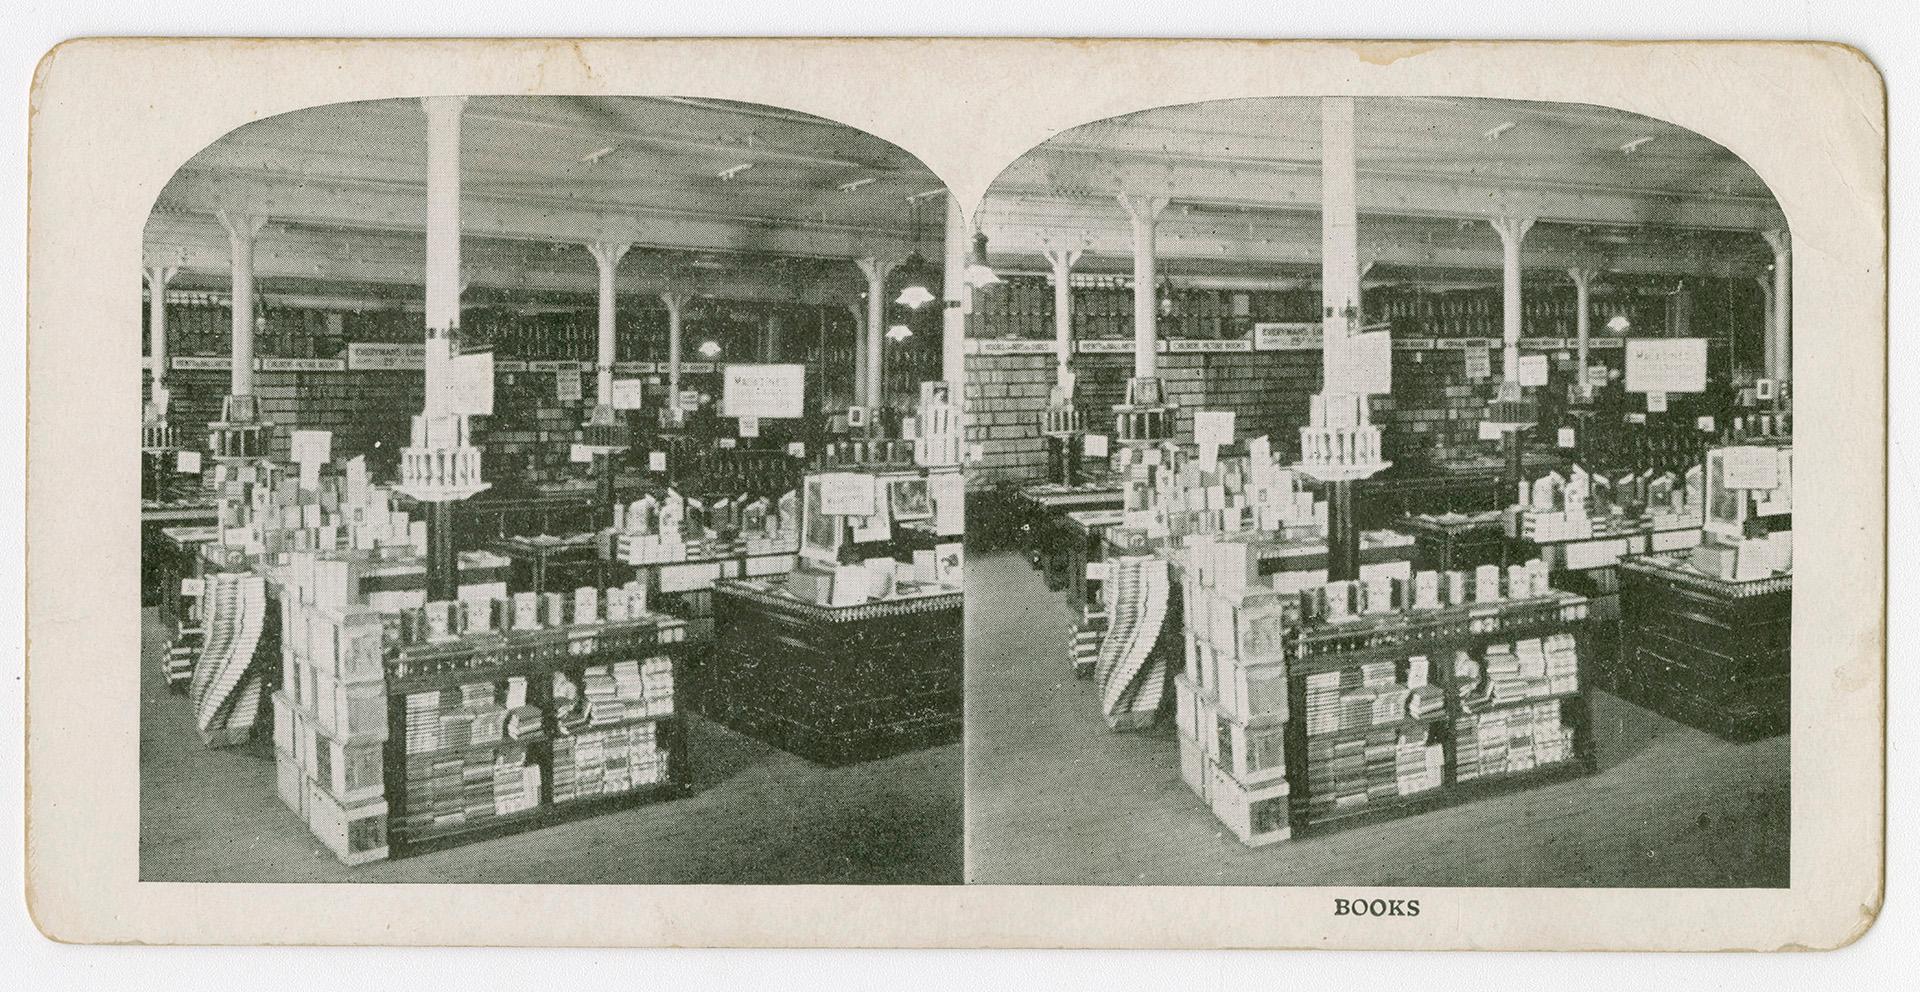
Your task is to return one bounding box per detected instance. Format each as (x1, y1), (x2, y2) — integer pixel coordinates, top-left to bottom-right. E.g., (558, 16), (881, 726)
(1075, 339), (1136, 354)
(974, 338), (1059, 355)
(1520, 337), (1566, 350)
(679, 361), (717, 373)
(613, 361), (657, 374)
(259, 357), (346, 373)
(1168, 338), (1253, 353)
(1254, 322), (1321, 351)
(530, 360), (587, 373)
(1393, 338), (1435, 351)
(170, 356), (231, 371)
(494, 360), (528, 373)
(347, 343), (425, 370)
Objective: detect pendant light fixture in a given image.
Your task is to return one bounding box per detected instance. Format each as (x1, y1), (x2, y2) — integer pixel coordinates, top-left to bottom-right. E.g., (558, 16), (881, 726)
(965, 230), (1002, 288)
(894, 195), (937, 309)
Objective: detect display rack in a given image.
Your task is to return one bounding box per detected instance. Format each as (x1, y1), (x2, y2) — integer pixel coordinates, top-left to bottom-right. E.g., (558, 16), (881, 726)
(274, 587), (694, 865)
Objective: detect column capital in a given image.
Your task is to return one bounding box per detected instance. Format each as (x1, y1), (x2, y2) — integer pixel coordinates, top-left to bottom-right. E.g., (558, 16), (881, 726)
(1042, 246), (1084, 276)
(143, 265), (179, 291)
(1117, 193), (1170, 227)
(586, 241), (634, 273)
(659, 290), (692, 315)
(854, 256), (898, 286)
(1566, 266), (1600, 289)
(1761, 228), (1790, 255)
(215, 209), (267, 245)
(1488, 215), (1536, 248)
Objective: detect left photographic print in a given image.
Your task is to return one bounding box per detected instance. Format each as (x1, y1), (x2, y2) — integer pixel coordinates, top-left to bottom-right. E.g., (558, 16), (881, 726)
(138, 96), (966, 883)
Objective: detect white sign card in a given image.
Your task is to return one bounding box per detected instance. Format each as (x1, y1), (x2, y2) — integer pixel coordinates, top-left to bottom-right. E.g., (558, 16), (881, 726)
(290, 430), (331, 465)
(1698, 416), (1717, 432)
(175, 450), (201, 474)
(1464, 347), (1492, 381)
(1558, 427), (1576, 448)
(819, 473), (877, 516)
(721, 363), (806, 419)
(1193, 410), (1236, 448)
(1625, 338), (1707, 393)
(679, 390), (701, 412)
(1722, 446), (1781, 489)
(570, 443), (594, 464)
(610, 379), (644, 410)
(1755, 378), (1776, 400)
(786, 442), (807, 457)
(1478, 420), (1504, 441)
(738, 416), (760, 438)
(1517, 354), (1549, 387)
(648, 451), (667, 472)
(1646, 390), (1669, 413)
(450, 351), (495, 415)
(717, 438), (737, 449)
(1083, 434), (1109, 458)
(1327, 330), (1392, 394)
(555, 368), (582, 402)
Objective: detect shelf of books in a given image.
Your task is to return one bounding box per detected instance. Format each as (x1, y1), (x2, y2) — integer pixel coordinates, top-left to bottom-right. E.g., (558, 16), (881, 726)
(273, 571), (693, 865)
(1174, 560), (1595, 846)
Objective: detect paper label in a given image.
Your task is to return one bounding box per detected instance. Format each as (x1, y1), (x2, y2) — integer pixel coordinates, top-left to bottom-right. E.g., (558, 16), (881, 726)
(1076, 339), (1136, 354)
(1517, 354), (1549, 387)
(1464, 347), (1492, 381)
(260, 357), (346, 372)
(1253, 322), (1322, 351)
(347, 343), (425, 370)
(1193, 410), (1236, 448)
(555, 368), (582, 402)
(1722, 446), (1780, 489)
(170, 356), (231, 371)
(290, 430), (331, 466)
(1167, 338), (1252, 353)
(974, 339), (1059, 355)
(819, 473), (877, 516)
(722, 363), (807, 418)
(1625, 338), (1707, 393)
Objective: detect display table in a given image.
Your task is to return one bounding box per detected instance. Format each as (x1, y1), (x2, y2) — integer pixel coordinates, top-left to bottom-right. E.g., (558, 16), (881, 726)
(1613, 552), (1789, 741)
(1013, 480), (1124, 580)
(1508, 516), (1703, 666)
(142, 501), (218, 607)
(1063, 509), (1125, 620)
(1394, 511), (1508, 572)
(486, 533), (609, 595)
(703, 579), (963, 766)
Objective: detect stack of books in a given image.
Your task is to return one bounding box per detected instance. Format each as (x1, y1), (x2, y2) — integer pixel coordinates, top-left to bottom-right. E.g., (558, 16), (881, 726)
(1394, 730), (1445, 796)
(491, 748), (541, 816)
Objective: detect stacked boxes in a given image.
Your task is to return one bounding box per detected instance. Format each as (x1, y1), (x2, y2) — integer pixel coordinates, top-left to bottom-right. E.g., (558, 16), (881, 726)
(1174, 571), (1297, 847)
(275, 592), (390, 865)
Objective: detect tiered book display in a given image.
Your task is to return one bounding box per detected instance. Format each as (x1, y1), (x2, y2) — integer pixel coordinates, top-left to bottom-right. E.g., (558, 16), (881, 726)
(274, 572), (692, 865)
(1174, 556), (1595, 846)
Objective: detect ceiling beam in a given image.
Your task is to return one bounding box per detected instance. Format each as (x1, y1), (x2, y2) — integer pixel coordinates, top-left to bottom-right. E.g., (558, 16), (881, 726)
(145, 212), (866, 305)
(993, 146), (1785, 232)
(979, 196), (1767, 278)
(153, 166), (939, 261)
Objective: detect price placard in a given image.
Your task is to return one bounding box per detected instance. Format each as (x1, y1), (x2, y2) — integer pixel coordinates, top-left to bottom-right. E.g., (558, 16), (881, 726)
(819, 472), (877, 516)
(347, 343), (425, 371)
(1625, 338), (1707, 393)
(738, 415), (760, 438)
(721, 363), (807, 418)
(1517, 354), (1549, 387)
(1253, 322), (1322, 351)
(610, 379), (644, 410)
(1722, 446), (1780, 489)
(1646, 390), (1668, 413)
(555, 368), (582, 402)
(1193, 410), (1236, 448)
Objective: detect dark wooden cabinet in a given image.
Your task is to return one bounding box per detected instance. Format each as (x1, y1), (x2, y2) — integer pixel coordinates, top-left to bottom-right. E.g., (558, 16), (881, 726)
(1613, 554), (1789, 741)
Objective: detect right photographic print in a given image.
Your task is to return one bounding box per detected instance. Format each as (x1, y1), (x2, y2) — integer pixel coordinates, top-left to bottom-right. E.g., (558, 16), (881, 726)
(963, 96), (1792, 887)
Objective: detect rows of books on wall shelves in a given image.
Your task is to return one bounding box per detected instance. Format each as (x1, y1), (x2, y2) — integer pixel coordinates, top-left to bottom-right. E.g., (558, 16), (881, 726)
(964, 273), (1764, 343)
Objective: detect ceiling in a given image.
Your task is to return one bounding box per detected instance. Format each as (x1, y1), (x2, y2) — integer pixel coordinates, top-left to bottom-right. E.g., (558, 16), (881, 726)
(145, 95), (1785, 305)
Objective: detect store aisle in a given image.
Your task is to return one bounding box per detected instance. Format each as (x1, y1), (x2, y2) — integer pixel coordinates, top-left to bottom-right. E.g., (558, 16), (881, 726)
(140, 611), (962, 884)
(964, 550), (1788, 887)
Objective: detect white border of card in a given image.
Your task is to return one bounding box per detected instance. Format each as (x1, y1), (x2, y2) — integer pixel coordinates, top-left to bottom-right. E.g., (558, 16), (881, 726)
(25, 38), (1883, 950)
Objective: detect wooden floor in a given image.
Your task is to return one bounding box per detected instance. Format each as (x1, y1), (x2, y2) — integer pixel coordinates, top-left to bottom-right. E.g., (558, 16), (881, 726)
(140, 610), (962, 884)
(964, 549), (1790, 887)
